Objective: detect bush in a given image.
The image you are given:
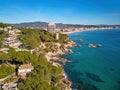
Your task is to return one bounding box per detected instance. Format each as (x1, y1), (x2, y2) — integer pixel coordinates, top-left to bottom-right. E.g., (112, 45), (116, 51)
(0, 64), (14, 79)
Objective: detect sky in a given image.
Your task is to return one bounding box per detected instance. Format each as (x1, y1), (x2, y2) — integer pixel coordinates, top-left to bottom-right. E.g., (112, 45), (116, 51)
(0, 0), (120, 25)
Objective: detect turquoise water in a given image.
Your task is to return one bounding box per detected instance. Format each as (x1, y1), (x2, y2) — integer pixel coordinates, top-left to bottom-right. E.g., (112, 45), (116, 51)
(64, 29), (120, 90)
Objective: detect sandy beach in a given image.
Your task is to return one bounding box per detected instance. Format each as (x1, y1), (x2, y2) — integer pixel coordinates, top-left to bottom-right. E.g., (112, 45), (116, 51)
(61, 28), (117, 34)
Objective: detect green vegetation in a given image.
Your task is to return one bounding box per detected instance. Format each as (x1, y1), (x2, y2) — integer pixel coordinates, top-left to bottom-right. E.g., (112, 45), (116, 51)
(19, 28), (69, 49)
(0, 64), (14, 79)
(0, 48), (38, 64)
(6, 77), (19, 83)
(0, 49), (64, 90)
(18, 54), (63, 90)
(57, 33), (70, 44)
(45, 43), (58, 53)
(0, 30), (7, 48)
(19, 28), (55, 49)
(0, 22), (9, 28)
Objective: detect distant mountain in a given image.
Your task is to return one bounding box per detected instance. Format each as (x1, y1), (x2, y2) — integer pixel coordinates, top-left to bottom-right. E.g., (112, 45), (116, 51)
(11, 21), (120, 29)
(12, 21), (85, 28)
(12, 21), (48, 28)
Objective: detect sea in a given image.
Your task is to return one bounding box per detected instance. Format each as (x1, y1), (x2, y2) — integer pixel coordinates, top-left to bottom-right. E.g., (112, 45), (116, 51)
(63, 29), (120, 90)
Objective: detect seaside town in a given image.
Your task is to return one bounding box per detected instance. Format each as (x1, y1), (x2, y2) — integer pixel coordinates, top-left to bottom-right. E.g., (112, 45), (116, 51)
(0, 22), (120, 90)
(0, 0), (120, 90)
(13, 22), (120, 34)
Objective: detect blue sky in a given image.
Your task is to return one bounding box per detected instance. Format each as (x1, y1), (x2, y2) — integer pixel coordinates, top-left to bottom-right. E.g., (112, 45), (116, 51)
(0, 0), (120, 25)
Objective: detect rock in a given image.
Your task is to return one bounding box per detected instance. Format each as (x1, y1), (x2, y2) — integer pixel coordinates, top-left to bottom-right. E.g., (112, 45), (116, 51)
(88, 44), (102, 48)
(82, 83), (99, 90)
(117, 80), (120, 84)
(110, 68), (114, 71)
(80, 39), (84, 42)
(86, 72), (104, 82)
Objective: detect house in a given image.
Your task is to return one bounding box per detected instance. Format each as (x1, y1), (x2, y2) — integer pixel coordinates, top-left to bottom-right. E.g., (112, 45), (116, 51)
(6, 26), (13, 30)
(3, 27), (8, 32)
(9, 29), (21, 35)
(13, 29), (21, 33)
(2, 82), (17, 90)
(18, 63), (34, 78)
(3, 26), (13, 31)
(8, 30), (15, 35)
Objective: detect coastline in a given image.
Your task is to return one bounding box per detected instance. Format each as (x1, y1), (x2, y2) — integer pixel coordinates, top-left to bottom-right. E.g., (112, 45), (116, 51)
(44, 40), (76, 90)
(59, 28), (120, 90)
(45, 28), (120, 90)
(61, 28), (120, 34)
(46, 29), (104, 89)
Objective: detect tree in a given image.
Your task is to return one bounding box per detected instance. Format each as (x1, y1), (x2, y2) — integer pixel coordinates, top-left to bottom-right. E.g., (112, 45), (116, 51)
(0, 22), (9, 28)
(17, 53), (63, 90)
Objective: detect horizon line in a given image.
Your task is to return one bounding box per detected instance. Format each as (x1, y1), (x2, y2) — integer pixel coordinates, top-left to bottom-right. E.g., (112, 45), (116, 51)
(1, 21), (120, 26)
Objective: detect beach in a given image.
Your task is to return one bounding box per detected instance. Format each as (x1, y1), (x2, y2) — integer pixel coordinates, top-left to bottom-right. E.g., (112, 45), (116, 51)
(61, 28), (119, 35)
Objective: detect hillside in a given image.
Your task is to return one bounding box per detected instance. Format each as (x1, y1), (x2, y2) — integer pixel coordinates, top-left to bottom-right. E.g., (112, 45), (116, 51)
(0, 22), (73, 90)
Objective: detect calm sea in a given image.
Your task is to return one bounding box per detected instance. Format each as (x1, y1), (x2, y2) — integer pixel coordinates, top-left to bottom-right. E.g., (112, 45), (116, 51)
(63, 29), (120, 90)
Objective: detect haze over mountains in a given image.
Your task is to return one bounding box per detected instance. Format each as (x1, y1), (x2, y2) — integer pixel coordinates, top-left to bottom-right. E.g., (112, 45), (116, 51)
(12, 21), (120, 29)
(12, 21), (83, 28)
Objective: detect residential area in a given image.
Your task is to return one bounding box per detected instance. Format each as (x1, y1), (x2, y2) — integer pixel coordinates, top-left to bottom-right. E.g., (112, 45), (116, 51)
(0, 24), (34, 90)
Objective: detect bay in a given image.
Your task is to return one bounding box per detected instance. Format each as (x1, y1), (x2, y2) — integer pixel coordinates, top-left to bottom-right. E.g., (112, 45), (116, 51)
(64, 29), (120, 90)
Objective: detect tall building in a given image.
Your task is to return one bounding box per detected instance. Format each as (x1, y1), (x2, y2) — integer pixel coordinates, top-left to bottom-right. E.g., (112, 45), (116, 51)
(47, 22), (56, 35)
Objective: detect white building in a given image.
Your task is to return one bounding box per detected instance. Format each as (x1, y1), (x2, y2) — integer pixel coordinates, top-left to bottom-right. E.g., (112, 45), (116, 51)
(3, 26), (13, 31)
(8, 29), (21, 35)
(55, 33), (59, 40)
(6, 26), (13, 30)
(18, 64), (34, 77)
(8, 30), (15, 35)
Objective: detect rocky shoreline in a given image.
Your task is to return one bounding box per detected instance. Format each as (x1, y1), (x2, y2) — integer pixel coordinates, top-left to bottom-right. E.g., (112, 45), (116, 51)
(45, 40), (76, 65)
(44, 40), (76, 90)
